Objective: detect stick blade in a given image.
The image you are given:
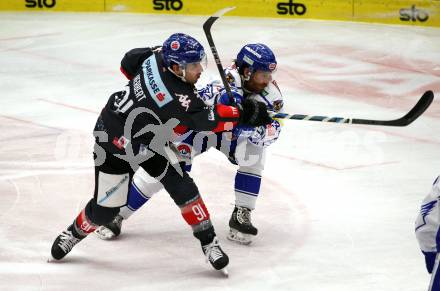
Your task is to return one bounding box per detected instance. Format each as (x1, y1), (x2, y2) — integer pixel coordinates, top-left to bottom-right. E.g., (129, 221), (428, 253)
(203, 7), (235, 32)
(213, 6), (235, 17)
(352, 90), (434, 126)
(398, 90), (434, 126)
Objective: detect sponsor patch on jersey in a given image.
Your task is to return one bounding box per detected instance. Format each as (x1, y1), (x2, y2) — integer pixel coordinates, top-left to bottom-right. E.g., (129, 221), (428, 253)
(260, 88), (269, 97)
(176, 93), (191, 111)
(142, 55), (173, 108)
(171, 41), (180, 50)
(266, 124), (276, 136)
(273, 100), (284, 112)
(156, 92), (165, 101)
(177, 143), (192, 158)
(112, 136), (130, 150)
(226, 72), (235, 85)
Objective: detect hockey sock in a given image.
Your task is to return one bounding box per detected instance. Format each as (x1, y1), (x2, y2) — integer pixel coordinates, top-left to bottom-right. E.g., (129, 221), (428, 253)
(234, 170), (261, 209)
(180, 195), (215, 244)
(194, 226), (216, 246)
(119, 174), (162, 220)
(73, 209), (98, 238)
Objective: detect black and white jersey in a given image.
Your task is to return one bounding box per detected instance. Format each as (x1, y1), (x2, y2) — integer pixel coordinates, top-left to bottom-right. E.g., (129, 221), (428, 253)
(95, 48), (239, 154)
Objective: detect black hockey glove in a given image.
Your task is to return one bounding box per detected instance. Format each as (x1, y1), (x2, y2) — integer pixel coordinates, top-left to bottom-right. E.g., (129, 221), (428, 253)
(238, 98), (272, 127)
(422, 251), (437, 273)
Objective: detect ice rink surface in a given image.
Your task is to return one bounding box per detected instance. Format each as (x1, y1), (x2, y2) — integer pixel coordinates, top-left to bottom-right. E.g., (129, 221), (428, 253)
(0, 11), (439, 291)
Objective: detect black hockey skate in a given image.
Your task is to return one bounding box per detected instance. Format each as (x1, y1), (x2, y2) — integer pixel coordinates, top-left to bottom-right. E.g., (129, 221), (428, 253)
(50, 225), (84, 260)
(228, 206), (258, 245)
(94, 214), (123, 240)
(202, 237), (229, 276)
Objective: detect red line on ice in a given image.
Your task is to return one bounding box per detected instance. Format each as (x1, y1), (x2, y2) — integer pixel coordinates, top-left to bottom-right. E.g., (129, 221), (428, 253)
(0, 32), (62, 42)
(37, 98), (99, 114)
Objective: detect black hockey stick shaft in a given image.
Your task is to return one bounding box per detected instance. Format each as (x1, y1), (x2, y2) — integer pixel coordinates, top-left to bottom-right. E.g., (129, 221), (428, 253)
(203, 8), (433, 127)
(203, 7), (236, 103)
(270, 90), (434, 127)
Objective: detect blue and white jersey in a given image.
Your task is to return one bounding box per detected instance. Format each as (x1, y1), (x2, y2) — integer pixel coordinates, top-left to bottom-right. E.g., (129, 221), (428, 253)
(235, 78), (283, 147)
(415, 176), (440, 253)
(196, 67), (242, 106)
(196, 65), (284, 147)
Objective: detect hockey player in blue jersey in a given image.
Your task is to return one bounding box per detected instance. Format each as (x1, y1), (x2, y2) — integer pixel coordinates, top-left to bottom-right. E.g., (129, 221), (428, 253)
(95, 43), (283, 245)
(415, 176), (440, 291)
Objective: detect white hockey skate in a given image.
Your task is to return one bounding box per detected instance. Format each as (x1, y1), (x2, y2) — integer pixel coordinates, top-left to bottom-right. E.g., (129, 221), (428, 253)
(94, 215), (123, 240)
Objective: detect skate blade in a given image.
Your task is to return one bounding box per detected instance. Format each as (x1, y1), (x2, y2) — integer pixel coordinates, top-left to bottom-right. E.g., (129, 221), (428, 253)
(94, 227), (116, 240)
(47, 256), (59, 263)
(227, 229), (252, 245)
(219, 267), (229, 277)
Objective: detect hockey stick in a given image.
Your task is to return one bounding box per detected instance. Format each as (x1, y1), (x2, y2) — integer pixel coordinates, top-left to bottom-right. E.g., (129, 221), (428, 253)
(203, 8), (434, 127)
(203, 6), (236, 102)
(271, 90), (434, 126)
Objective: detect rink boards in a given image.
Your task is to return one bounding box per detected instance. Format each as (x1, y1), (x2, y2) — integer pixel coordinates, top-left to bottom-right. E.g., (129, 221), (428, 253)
(0, 0), (440, 27)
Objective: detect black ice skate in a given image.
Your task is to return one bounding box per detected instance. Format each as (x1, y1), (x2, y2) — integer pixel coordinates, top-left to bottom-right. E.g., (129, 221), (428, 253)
(50, 225), (84, 260)
(94, 214), (123, 240)
(228, 206), (258, 245)
(202, 237), (229, 276)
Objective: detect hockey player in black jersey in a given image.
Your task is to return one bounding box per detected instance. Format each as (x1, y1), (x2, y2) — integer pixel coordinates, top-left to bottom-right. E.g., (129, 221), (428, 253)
(96, 43), (282, 245)
(49, 33), (272, 274)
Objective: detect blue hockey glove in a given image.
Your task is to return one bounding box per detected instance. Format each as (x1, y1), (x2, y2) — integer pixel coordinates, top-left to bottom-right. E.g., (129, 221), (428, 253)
(218, 90), (243, 106)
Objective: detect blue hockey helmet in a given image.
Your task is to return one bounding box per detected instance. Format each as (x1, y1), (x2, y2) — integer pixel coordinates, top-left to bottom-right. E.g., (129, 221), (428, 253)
(162, 33), (206, 68)
(236, 43), (277, 73)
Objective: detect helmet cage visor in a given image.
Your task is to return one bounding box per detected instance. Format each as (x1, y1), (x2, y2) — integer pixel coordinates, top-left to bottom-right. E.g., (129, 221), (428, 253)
(168, 51), (207, 71)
